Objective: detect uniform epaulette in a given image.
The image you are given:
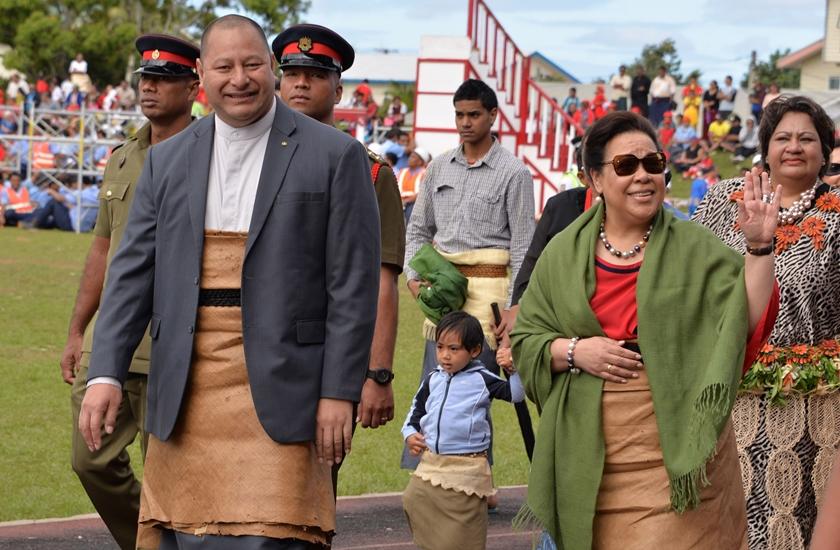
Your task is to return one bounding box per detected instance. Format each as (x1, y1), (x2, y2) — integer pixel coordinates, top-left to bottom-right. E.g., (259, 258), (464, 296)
(367, 148), (387, 165)
(111, 141), (128, 153)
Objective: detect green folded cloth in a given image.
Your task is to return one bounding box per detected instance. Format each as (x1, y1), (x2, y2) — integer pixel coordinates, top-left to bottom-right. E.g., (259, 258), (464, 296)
(408, 244), (468, 324)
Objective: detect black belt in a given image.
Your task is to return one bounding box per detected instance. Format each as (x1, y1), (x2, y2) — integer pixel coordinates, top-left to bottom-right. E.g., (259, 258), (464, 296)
(623, 342), (641, 355)
(198, 288), (241, 307)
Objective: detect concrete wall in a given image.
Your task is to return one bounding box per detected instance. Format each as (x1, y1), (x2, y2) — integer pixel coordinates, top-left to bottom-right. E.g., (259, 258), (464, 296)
(413, 36), (472, 157)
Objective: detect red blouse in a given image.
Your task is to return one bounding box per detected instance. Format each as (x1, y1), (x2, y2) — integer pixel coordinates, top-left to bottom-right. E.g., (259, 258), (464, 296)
(590, 257), (641, 341)
(590, 256), (780, 372)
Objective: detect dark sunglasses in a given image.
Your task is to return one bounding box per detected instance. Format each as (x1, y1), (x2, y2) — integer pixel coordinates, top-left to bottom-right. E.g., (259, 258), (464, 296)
(601, 152), (667, 176)
(825, 163), (840, 176)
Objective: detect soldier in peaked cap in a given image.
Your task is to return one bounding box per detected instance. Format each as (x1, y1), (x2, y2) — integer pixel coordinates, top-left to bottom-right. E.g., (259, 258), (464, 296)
(134, 34), (200, 78)
(274, 24), (406, 492)
(273, 24), (355, 73)
(62, 33), (198, 550)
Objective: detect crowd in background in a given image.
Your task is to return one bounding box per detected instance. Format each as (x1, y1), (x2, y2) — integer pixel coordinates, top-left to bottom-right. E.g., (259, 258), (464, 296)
(0, 58), (420, 234)
(559, 65), (790, 217)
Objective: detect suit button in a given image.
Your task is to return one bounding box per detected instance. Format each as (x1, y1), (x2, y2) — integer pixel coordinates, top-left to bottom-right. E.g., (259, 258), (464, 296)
(105, 190), (112, 197)
(193, 277), (199, 285)
(188, 326), (194, 334)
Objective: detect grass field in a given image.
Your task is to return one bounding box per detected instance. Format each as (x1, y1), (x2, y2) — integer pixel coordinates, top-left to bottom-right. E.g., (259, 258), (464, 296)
(0, 228), (536, 521)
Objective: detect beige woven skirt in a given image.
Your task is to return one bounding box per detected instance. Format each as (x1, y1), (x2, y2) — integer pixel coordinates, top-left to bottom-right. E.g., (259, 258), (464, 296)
(136, 232), (334, 549)
(593, 370), (748, 550)
(403, 453), (490, 550)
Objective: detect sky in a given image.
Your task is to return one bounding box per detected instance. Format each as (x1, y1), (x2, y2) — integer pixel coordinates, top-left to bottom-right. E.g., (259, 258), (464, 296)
(298, 0), (827, 84)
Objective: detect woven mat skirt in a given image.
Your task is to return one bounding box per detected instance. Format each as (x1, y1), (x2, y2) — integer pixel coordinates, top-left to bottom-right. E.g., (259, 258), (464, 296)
(136, 232), (334, 549)
(592, 369), (747, 550)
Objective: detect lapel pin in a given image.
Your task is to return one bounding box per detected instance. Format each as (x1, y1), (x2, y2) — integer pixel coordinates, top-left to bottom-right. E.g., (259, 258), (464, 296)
(281, 141), (288, 147)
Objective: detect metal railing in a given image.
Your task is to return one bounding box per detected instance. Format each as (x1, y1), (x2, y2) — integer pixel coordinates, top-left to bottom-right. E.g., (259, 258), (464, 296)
(0, 104), (147, 232)
(467, 0), (582, 173)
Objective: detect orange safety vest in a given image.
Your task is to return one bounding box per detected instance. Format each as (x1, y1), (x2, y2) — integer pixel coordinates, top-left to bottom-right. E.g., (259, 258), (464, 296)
(32, 142), (56, 171)
(5, 185), (33, 214)
(397, 167), (425, 197)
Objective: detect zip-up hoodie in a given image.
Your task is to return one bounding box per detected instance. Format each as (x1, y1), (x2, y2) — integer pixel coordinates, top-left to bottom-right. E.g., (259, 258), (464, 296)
(401, 360), (525, 455)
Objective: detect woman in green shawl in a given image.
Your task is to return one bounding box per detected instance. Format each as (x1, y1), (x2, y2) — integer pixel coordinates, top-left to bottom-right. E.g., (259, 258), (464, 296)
(511, 111), (780, 550)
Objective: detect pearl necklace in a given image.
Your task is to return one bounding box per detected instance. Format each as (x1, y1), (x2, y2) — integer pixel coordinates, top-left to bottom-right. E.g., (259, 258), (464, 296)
(599, 222), (652, 259)
(777, 183), (819, 226)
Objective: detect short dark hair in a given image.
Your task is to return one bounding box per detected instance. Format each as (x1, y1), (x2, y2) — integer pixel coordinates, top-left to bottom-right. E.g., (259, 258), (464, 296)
(200, 14), (269, 58)
(453, 79), (498, 111)
(385, 128), (402, 140)
(758, 95), (835, 177)
(569, 87), (577, 93)
(584, 111), (660, 179)
(435, 311), (484, 353)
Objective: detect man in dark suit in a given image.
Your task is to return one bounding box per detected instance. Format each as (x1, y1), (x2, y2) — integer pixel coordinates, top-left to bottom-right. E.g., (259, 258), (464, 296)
(79, 14), (380, 548)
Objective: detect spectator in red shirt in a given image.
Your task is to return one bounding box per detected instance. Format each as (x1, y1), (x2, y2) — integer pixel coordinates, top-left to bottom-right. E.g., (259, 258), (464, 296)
(573, 100), (594, 131)
(658, 111), (676, 150)
(592, 85), (607, 119)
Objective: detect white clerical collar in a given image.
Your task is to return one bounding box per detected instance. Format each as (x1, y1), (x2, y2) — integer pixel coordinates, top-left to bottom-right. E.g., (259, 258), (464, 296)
(214, 99), (276, 142)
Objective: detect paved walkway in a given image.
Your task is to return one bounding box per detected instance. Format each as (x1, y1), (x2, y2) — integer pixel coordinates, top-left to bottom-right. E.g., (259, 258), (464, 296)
(0, 486), (537, 549)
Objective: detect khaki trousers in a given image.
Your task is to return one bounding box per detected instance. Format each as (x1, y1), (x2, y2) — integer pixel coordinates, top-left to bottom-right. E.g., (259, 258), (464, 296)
(71, 363), (148, 550)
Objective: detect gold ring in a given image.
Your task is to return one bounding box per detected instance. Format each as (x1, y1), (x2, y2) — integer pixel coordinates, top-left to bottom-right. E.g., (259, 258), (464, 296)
(606, 364), (613, 373)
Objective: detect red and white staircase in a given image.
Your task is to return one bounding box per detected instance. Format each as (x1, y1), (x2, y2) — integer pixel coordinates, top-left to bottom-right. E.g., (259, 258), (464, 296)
(413, 0), (582, 211)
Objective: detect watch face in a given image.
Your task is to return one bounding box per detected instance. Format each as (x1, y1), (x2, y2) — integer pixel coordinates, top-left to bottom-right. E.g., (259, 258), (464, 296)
(374, 369), (392, 384)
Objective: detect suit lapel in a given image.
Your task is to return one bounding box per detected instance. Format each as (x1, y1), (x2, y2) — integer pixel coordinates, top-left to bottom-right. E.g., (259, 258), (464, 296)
(245, 100), (298, 258)
(187, 118), (213, 255)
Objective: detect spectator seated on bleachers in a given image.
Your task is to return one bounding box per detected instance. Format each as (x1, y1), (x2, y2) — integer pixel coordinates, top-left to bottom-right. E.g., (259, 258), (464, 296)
(0, 172), (37, 227)
(718, 115), (742, 153)
(707, 111), (731, 151)
(0, 111), (18, 135)
(672, 138), (709, 175)
(732, 117), (759, 162)
(31, 178), (99, 232)
(670, 117), (697, 157)
(658, 113), (676, 150)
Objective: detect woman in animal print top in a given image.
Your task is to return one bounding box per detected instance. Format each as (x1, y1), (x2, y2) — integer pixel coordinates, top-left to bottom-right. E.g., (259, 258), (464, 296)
(693, 95), (840, 550)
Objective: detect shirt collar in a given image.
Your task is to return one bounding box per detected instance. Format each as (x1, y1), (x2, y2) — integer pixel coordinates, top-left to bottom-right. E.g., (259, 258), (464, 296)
(449, 137), (500, 169)
(214, 100), (276, 142)
(135, 122), (152, 148)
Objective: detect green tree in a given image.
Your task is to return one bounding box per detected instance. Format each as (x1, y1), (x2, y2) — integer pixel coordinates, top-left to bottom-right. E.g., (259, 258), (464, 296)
(0, 0), (308, 87)
(4, 12), (75, 81)
(378, 81), (415, 113)
(741, 49), (800, 89)
(0, 0), (46, 45)
(684, 68), (703, 84)
(628, 38), (683, 83)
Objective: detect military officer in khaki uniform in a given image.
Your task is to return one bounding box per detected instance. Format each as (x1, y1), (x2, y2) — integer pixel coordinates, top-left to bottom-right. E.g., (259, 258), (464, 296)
(59, 34), (199, 550)
(273, 25), (405, 495)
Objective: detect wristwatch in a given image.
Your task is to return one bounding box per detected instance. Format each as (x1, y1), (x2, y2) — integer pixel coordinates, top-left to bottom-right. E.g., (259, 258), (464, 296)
(366, 369), (395, 385)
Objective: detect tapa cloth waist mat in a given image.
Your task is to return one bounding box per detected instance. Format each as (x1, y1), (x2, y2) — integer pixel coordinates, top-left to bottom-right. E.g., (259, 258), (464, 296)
(136, 231), (334, 549)
(592, 368), (747, 550)
(412, 450), (495, 498)
(421, 248), (510, 350)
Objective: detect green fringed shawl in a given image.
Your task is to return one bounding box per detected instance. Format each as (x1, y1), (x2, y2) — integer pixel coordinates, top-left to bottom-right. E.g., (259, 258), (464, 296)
(510, 202), (749, 550)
